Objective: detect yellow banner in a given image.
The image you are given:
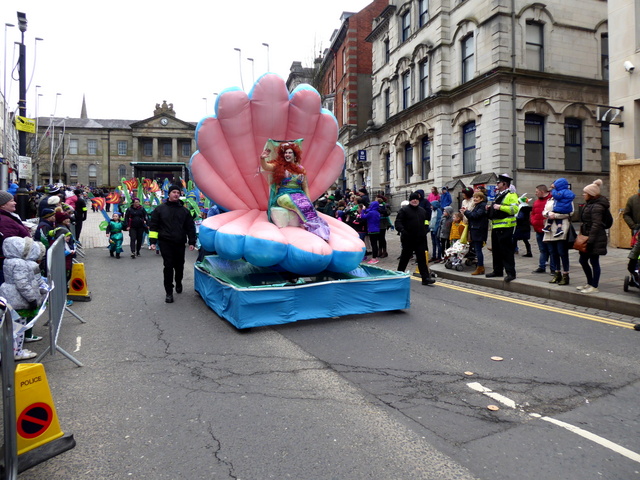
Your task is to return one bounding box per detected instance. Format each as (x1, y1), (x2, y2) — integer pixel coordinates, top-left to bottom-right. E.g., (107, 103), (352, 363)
(15, 116), (36, 133)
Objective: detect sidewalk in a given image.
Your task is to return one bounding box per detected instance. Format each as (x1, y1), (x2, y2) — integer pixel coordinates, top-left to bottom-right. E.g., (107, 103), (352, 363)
(78, 209), (639, 317)
(369, 226), (640, 318)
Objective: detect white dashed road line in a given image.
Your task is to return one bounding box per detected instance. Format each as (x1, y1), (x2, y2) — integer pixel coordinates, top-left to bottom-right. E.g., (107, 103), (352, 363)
(467, 381), (640, 464)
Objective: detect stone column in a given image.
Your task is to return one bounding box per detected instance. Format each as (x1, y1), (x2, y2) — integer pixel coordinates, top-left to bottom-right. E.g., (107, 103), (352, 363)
(132, 137), (139, 162)
(152, 138), (158, 161)
(172, 138), (178, 162)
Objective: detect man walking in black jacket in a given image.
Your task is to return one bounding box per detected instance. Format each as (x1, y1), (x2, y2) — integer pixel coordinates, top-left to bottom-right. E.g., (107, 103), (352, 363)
(395, 192), (435, 285)
(149, 185), (197, 303)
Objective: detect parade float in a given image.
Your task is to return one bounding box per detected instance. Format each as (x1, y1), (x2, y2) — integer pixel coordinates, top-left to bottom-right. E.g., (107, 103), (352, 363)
(189, 74), (410, 329)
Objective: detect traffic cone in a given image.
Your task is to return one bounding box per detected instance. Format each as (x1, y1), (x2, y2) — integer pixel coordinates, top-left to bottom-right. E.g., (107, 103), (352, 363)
(67, 263), (91, 301)
(15, 364), (64, 455)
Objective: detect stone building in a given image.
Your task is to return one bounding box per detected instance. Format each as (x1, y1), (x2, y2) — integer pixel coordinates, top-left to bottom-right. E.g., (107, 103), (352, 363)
(346, 0), (609, 208)
(34, 100), (195, 187)
(607, 0), (640, 247)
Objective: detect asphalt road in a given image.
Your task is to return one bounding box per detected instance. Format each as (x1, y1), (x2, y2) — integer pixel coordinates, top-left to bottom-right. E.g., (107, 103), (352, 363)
(16, 243), (640, 480)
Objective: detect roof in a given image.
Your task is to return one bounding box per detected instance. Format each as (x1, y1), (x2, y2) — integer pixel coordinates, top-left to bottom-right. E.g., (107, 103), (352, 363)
(470, 173), (498, 185)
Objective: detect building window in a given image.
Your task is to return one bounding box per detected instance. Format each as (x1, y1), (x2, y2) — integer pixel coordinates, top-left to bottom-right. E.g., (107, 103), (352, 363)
(404, 144), (413, 184)
(384, 39), (390, 64)
(88, 139), (97, 155)
(402, 71), (411, 110)
(69, 163), (78, 177)
(462, 34), (474, 83)
(419, 0), (429, 27)
(524, 114), (545, 169)
(564, 118), (582, 171)
(117, 140), (127, 155)
(385, 152), (391, 183)
(401, 11), (411, 42)
(342, 48), (347, 75)
(118, 164), (127, 178)
(181, 142), (191, 157)
(462, 122), (476, 174)
(384, 89), (391, 120)
(419, 60), (429, 100)
(421, 137), (430, 180)
(88, 164), (97, 178)
(343, 92), (349, 125)
(526, 22), (544, 71)
(601, 34), (609, 80)
(143, 141), (152, 156)
(162, 142), (172, 156)
(69, 139), (78, 155)
(601, 123), (610, 172)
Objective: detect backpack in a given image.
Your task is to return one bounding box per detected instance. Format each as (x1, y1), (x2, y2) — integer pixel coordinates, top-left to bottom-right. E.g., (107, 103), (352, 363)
(602, 207), (613, 229)
(378, 204), (391, 217)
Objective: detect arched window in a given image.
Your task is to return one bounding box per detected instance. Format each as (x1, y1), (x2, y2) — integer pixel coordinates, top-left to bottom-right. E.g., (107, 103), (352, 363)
(404, 144), (413, 184)
(525, 114), (545, 169)
(564, 118), (582, 171)
(69, 163), (78, 177)
(421, 137), (430, 180)
(462, 122), (476, 174)
(88, 164), (97, 177)
(461, 34), (474, 83)
(118, 164), (127, 179)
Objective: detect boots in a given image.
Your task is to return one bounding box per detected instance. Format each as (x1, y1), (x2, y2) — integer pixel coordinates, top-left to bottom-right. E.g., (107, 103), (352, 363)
(558, 273), (570, 285)
(549, 272), (562, 284)
(471, 266), (485, 275)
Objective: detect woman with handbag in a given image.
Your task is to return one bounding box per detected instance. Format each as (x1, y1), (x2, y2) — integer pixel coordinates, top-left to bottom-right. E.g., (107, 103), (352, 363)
(542, 179), (574, 286)
(577, 179), (610, 294)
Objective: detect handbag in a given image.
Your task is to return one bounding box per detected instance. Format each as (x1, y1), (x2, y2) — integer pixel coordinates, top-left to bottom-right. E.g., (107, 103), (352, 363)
(566, 223), (577, 248)
(572, 233), (589, 253)
(460, 224), (469, 244)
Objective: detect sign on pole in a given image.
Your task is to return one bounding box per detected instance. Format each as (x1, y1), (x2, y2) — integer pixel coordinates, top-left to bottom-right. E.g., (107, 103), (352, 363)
(15, 116), (36, 133)
(18, 156), (32, 180)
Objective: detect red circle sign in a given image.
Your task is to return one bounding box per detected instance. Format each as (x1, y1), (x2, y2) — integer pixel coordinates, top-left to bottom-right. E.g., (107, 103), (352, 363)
(71, 278), (85, 291)
(17, 402), (53, 439)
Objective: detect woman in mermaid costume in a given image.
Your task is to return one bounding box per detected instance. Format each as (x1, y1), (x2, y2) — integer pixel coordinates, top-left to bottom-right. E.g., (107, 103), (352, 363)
(260, 141), (330, 241)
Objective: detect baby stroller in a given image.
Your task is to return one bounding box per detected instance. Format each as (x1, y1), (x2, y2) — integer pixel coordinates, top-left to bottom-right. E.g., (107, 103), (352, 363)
(444, 240), (471, 271)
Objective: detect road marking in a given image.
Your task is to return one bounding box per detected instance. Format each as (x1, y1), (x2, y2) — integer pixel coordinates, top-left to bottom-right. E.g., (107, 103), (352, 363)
(425, 280), (634, 329)
(74, 336), (82, 352)
(467, 381), (640, 464)
(467, 382), (517, 409)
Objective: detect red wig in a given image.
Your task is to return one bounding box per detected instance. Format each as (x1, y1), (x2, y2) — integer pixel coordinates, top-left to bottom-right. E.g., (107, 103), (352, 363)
(270, 142), (305, 186)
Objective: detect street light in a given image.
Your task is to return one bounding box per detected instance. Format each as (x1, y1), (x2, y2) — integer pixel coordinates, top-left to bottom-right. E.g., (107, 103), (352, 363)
(234, 47), (244, 90)
(48, 93), (60, 184)
(27, 37), (43, 92)
(247, 57), (255, 83)
(16, 11), (29, 219)
(2, 22), (15, 191)
(262, 42), (270, 71)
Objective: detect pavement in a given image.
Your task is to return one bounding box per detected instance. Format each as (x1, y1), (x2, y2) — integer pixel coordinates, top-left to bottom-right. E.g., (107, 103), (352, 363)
(77, 209), (640, 318)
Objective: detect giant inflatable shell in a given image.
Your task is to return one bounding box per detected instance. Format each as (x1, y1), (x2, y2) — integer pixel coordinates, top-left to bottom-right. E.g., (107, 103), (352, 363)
(190, 74), (365, 275)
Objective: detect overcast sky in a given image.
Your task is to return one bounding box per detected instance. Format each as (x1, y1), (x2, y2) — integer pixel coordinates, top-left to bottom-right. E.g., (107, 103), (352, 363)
(2, 0), (373, 123)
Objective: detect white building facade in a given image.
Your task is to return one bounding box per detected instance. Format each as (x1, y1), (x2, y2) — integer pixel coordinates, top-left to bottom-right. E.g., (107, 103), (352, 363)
(347, 0), (609, 208)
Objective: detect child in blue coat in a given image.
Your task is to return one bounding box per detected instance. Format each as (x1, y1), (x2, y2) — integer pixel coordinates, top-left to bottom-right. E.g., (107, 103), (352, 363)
(542, 177), (575, 237)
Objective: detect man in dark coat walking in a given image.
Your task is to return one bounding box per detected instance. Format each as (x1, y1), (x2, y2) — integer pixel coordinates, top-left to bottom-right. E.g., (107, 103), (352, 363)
(395, 192), (435, 285)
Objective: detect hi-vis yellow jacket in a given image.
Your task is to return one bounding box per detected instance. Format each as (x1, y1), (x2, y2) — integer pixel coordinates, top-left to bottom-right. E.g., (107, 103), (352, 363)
(490, 191), (519, 229)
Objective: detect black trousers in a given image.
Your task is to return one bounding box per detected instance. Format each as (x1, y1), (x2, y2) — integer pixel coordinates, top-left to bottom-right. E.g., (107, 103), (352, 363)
(158, 240), (186, 295)
(491, 227), (516, 276)
(129, 227), (145, 254)
(397, 237), (429, 281)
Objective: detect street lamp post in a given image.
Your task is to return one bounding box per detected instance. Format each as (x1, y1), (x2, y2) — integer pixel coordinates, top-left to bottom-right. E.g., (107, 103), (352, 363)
(234, 47), (244, 90)
(262, 42), (270, 71)
(247, 57), (255, 83)
(48, 93), (61, 184)
(2, 22), (15, 191)
(16, 12), (29, 220)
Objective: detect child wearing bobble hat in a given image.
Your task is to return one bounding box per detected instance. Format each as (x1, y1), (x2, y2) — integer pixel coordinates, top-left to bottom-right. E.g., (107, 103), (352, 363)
(577, 179), (610, 294)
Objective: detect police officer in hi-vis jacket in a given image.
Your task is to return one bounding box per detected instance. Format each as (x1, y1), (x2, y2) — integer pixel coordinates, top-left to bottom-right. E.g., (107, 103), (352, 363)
(486, 173), (520, 282)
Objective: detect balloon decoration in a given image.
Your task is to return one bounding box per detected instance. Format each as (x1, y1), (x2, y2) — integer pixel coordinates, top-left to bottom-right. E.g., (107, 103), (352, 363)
(190, 74), (365, 275)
